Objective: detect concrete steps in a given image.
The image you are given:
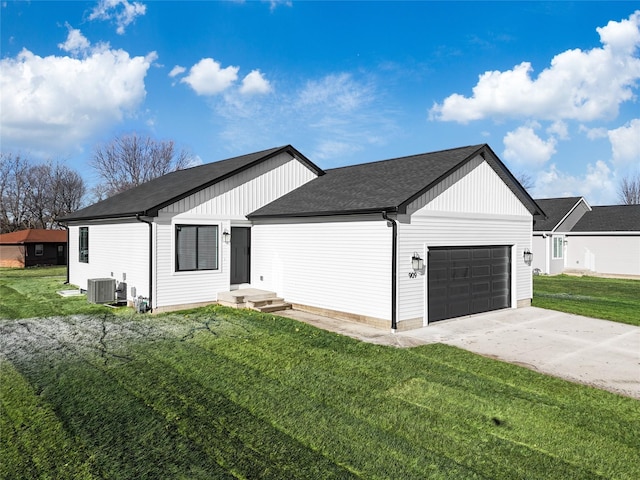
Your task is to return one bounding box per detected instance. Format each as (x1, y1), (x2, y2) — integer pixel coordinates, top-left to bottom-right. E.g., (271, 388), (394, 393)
(217, 288), (291, 313)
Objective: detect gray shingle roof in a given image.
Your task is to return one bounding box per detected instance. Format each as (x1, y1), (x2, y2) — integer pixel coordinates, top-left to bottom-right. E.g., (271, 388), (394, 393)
(533, 197), (583, 231)
(571, 205), (640, 232)
(61, 145), (321, 222)
(249, 144), (542, 218)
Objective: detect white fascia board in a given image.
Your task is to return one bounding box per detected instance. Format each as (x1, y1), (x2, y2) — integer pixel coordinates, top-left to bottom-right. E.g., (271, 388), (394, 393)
(552, 197), (590, 232)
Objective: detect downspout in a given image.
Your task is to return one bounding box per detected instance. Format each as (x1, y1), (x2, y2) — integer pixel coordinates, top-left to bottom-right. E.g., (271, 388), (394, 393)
(136, 214), (153, 312)
(64, 225), (70, 285)
(382, 211), (398, 331)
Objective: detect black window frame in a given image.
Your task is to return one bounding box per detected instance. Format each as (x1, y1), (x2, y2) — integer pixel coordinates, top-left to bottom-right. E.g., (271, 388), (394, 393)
(175, 224), (219, 272)
(35, 244), (44, 256)
(79, 227), (89, 263)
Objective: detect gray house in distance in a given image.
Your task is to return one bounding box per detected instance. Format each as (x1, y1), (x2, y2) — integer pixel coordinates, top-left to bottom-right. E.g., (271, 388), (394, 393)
(532, 197), (640, 277)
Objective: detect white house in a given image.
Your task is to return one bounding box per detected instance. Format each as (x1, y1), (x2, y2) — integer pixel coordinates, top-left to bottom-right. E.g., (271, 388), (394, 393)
(532, 197), (640, 277)
(62, 144), (543, 331)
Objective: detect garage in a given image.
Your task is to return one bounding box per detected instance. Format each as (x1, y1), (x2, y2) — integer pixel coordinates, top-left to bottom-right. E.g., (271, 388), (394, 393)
(428, 246), (511, 322)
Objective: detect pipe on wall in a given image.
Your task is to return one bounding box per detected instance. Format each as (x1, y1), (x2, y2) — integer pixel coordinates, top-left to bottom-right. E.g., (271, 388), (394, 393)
(136, 214), (154, 312)
(381, 211), (398, 331)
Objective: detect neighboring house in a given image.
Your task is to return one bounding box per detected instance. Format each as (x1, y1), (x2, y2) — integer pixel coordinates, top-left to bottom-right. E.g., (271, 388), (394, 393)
(0, 229), (67, 268)
(61, 144), (544, 330)
(532, 197), (640, 277)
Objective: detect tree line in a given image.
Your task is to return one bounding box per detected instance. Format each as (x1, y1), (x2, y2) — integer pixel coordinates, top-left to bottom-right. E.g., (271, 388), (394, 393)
(1, 134), (191, 234)
(0, 133), (637, 234)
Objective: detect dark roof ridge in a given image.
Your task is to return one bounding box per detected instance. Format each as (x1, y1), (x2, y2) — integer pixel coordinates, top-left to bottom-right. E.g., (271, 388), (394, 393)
(590, 204), (639, 208)
(324, 143), (486, 173)
(535, 196), (583, 201)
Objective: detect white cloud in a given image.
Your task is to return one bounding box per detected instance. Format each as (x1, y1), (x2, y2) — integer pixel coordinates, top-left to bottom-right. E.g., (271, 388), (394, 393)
(546, 120), (569, 140)
(296, 73), (373, 114)
(265, 0), (292, 12)
(503, 124), (557, 167)
(58, 24), (90, 56)
(0, 46), (155, 153)
(533, 160), (616, 204)
(430, 11), (640, 123)
(211, 71), (397, 163)
(168, 65), (186, 77)
(181, 58), (239, 96)
(580, 125), (608, 140)
(239, 69), (272, 95)
(608, 118), (640, 165)
(89, 0), (147, 35)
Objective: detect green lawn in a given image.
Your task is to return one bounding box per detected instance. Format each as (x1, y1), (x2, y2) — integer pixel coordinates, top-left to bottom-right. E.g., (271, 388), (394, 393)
(533, 274), (640, 326)
(0, 266), (116, 319)
(1, 269), (639, 479)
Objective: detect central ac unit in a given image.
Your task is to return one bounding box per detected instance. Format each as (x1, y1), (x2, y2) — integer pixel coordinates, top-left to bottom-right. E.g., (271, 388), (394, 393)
(87, 278), (116, 304)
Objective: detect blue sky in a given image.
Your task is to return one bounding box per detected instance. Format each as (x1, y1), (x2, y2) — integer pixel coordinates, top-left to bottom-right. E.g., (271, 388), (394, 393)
(2, 1), (639, 205)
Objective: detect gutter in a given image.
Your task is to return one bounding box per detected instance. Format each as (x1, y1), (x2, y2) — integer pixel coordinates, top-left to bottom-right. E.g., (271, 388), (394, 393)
(136, 214), (154, 312)
(382, 211), (398, 331)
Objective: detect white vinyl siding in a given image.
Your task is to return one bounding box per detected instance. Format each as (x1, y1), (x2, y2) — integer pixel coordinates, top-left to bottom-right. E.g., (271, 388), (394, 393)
(397, 214), (531, 325)
(153, 153), (318, 310)
(160, 152), (317, 217)
(251, 216), (392, 321)
(67, 221), (150, 301)
(406, 156), (530, 217)
(531, 235), (548, 273)
(565, 235), (640, 276)
(399, 157), (533, 326)
(154, 217), (229, 308)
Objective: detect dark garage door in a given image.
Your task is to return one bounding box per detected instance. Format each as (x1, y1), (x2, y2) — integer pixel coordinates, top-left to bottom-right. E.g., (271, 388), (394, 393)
(428, 246), (511, 322)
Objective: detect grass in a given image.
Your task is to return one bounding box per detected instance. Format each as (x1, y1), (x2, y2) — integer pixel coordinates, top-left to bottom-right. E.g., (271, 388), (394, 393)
(0, 266), (117, 319)
(1, 269), (639, 479)
(533, 274), (640, 326)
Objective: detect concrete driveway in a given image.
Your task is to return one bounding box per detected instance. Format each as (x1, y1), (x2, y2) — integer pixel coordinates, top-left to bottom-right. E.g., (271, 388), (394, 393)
(281, 307), (640, 399)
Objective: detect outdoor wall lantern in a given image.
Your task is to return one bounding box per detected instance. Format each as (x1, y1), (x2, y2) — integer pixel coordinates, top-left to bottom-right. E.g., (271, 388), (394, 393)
(411, 252), (424, 271)
(222, 230), (231, 243)
(523, 249), (533, 265)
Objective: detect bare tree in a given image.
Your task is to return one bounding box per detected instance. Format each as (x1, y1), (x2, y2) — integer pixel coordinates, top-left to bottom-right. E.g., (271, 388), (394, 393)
(515, 171), (535, 191)
(618, 172), (640, 205)
(91, 133), (192, 198)
(0, 154), (86, 233)
(0, 153), (30, 232)
(50, 163), (85, 226)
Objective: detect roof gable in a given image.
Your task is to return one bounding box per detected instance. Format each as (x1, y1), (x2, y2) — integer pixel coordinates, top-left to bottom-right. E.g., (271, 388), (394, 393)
(533, 197), (587, 232)
(249, 144), (543, 218)
(61, 145), (323, 222)
(0, 229), (67, 244)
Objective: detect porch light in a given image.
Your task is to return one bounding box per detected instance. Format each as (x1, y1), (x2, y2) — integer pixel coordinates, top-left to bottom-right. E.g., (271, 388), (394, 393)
(222, 230), (231, 243)
(523, 249), (533, 265)
(411, 252), (424, 271)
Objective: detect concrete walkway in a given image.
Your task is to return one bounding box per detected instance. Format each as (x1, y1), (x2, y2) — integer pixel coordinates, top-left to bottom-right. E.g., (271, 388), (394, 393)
(279, 307), (640, 400)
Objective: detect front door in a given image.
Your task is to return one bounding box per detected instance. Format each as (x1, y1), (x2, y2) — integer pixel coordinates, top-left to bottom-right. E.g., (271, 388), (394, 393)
(57, 245), (66, 265)
(230, 227), (251, 285)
